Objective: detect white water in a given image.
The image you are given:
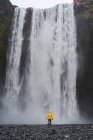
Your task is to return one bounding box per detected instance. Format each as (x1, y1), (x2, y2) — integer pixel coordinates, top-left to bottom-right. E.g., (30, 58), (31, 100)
(3, 8), (26, 110)
(2, 4), (79, 124)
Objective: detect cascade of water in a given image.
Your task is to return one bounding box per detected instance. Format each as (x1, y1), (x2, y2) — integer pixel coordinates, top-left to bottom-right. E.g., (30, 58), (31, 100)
(3, 8), (26, 110)
(3, 4), (79, 123)
(29, 4), (79, 122)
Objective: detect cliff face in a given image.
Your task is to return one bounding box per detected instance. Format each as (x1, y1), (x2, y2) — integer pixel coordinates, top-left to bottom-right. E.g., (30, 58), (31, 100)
(75, 0), (93, 118)
(0, 0), (14, 91)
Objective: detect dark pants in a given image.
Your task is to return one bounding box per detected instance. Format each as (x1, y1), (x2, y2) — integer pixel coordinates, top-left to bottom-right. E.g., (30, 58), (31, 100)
(48, 119), (51, 125)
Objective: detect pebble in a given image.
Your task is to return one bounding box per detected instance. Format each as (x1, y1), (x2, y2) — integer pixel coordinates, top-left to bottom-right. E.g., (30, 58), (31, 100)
(0, 124), (93, 139)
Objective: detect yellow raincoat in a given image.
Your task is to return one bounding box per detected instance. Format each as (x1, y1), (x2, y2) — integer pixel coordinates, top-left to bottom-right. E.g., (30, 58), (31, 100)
(46, 112), (53, 120)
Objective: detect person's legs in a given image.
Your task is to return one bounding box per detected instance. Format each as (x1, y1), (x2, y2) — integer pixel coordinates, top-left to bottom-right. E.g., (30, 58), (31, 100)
(50, 119), (51, 125)
(48, 119), (50, 125)
(48, 119), (51, 125)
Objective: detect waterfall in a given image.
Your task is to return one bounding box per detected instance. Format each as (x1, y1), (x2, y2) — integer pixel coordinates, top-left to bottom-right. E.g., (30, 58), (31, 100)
(2, 4), (79, 124)
(3, 8), (26, 110)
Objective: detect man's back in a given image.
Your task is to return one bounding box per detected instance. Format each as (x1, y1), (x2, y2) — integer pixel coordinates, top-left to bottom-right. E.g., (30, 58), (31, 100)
(47, 112), (53, 120)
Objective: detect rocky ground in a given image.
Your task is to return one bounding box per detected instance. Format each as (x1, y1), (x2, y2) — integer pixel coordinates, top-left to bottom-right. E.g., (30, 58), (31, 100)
(0, 125), (93, 140)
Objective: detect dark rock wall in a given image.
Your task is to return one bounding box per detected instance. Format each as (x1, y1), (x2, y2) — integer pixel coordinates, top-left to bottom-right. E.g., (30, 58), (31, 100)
(19, 8), (32, 79)
(18, 8), (33, 110)
(0, 0), (14, 91)
(75, 0), (93, 118)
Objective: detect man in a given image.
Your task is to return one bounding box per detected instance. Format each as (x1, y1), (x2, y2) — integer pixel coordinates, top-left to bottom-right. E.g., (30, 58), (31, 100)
(46, 111), (53, 125)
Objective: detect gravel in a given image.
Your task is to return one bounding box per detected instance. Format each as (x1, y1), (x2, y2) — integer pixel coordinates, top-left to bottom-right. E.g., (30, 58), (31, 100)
(0, 124), (93, 140)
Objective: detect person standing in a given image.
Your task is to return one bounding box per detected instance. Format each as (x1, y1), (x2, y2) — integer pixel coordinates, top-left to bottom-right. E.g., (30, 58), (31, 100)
(46, 112), (53, 125)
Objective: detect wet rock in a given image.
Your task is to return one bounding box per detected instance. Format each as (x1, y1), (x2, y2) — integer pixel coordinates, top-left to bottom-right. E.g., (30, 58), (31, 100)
(0, 0), (14, 91)
(74, 0), (93, 119)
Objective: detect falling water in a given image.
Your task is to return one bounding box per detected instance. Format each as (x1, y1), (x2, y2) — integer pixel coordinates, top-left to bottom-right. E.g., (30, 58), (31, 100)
(3, 8), (26, 110)
(2, 4), (79, 124)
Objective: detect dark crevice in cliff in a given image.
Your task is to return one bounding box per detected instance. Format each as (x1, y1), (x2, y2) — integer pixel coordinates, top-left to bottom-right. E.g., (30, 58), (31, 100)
(18, 8), (33, 110)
